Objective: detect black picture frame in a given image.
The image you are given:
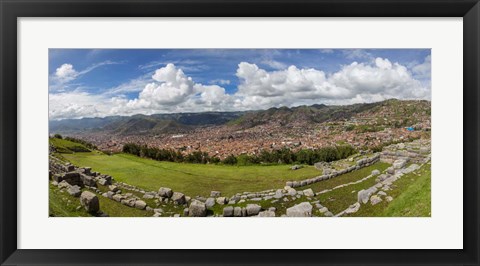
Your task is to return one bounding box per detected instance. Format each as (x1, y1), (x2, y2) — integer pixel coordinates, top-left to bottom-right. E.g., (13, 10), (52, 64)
(1, 0), (479, 265)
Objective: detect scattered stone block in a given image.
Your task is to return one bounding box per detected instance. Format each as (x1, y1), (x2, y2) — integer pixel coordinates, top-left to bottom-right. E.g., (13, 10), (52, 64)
(257, 211), (275, 217)
(370, 195), (383, 205)
(158, 187), (173, 198)
(387, 167), (395, 175)
(223, 206), (234, 217)
(345, 202), (361, 214)
(246, 204), (261, 216)
(216, 197), (227, 205)
(80, 191), (99, 213)
(233, 207), (242, 217)
(286, 202), (313, 217)
(303, 188), (315, 197)
(171, 192), (186, 205)
(189, 200), (207, 217)
(205, 197), (215, 208)
(113, 194), (123, 202)
(377, 191), (387, 196)
(134, 200), (147, 210)
(67, 185), (81, 197)
(393, 159), (407, 169)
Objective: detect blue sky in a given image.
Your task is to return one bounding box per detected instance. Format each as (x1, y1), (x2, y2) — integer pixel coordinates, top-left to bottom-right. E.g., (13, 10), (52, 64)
(49, 49), (431, 120)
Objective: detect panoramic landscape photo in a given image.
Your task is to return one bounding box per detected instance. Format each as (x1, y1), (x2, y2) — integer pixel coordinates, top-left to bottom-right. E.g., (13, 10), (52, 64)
(49, 49), (431, 217)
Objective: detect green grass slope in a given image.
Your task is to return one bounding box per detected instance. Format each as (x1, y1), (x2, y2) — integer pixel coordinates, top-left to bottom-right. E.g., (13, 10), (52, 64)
(61, 152), (322, 197)
(50, 137), (91, 153)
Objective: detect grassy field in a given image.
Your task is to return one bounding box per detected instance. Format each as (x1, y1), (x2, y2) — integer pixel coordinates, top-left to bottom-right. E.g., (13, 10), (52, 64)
(61, 152), (323, 197)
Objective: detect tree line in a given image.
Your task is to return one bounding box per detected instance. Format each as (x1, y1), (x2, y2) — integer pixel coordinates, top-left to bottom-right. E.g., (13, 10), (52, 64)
(122, 142), (356, 166)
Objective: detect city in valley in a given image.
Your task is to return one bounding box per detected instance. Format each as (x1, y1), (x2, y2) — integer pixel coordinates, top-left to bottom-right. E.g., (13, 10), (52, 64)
(49, 49), (431, 218)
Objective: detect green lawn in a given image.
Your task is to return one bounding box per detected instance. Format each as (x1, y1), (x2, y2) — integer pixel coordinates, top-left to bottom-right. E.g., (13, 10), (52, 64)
(61, 152), (322, 197)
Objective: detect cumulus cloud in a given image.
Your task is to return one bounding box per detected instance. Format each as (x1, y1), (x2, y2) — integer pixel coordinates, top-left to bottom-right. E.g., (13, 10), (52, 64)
(232, 58), (430, 110)
(49, 58), (431, 120)
(55, 63), (78, 82)
(49, 92), (108, 120)
(412, 55), (431, 79)
(109, 63), (235, 115)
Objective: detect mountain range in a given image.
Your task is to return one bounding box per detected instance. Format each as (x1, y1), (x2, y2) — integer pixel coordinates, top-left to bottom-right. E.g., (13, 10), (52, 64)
(49, 99), (431, 135)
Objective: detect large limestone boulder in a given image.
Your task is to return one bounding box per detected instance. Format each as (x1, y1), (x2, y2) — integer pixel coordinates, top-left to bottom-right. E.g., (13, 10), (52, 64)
(393, 159), (407, 169)
(171, 192), (186, 205)
(345, 202), (361, 214)
(357, 187), (378, 204)
(80, 174), (96, 187)
(303, 188), (315, 197)
(112, 194), (123, 202)
(257, 210), (275, 217)
(246, 204), (261, 216)
(370, 195), (383, 205)
(233, 207), (242, 217)
(80, 191), (99, 213)
(67, 185), (81, 197)
(205, 197), (215, 208)
(386, 167), (395, 175)
(134, 200), (147, 210)
(286, 202), (313, 217)
(223, 206), (234, 217)
(158, 187), (173, 198)
(189, 200), (207, 217)
(216, 197), (227, 205)
(63, 172), (83, 186)
(287, 188), (297, 196)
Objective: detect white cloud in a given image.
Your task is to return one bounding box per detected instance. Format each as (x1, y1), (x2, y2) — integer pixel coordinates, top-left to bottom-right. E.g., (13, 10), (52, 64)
(49, 59), (431, 120)
(110, 63), (235, 115)
(55, 63), (78, 81)
(209, 79), (231, 85)
(103, 73), (153, 96)
(49, 92), (108, 120)
(50, 61), (121, 91)
(343, 49), (373, 60)
(234, 58), (429, 110)
(412, 55), (431, 79)
(261, 59), (288, 70)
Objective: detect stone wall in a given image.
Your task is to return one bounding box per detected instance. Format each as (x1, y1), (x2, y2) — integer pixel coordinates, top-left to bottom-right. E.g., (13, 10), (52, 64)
(285, 153), (380, 188)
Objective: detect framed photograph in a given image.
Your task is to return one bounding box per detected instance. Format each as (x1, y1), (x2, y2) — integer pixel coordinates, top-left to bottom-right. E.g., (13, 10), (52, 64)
(1, 0), (479, 265)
